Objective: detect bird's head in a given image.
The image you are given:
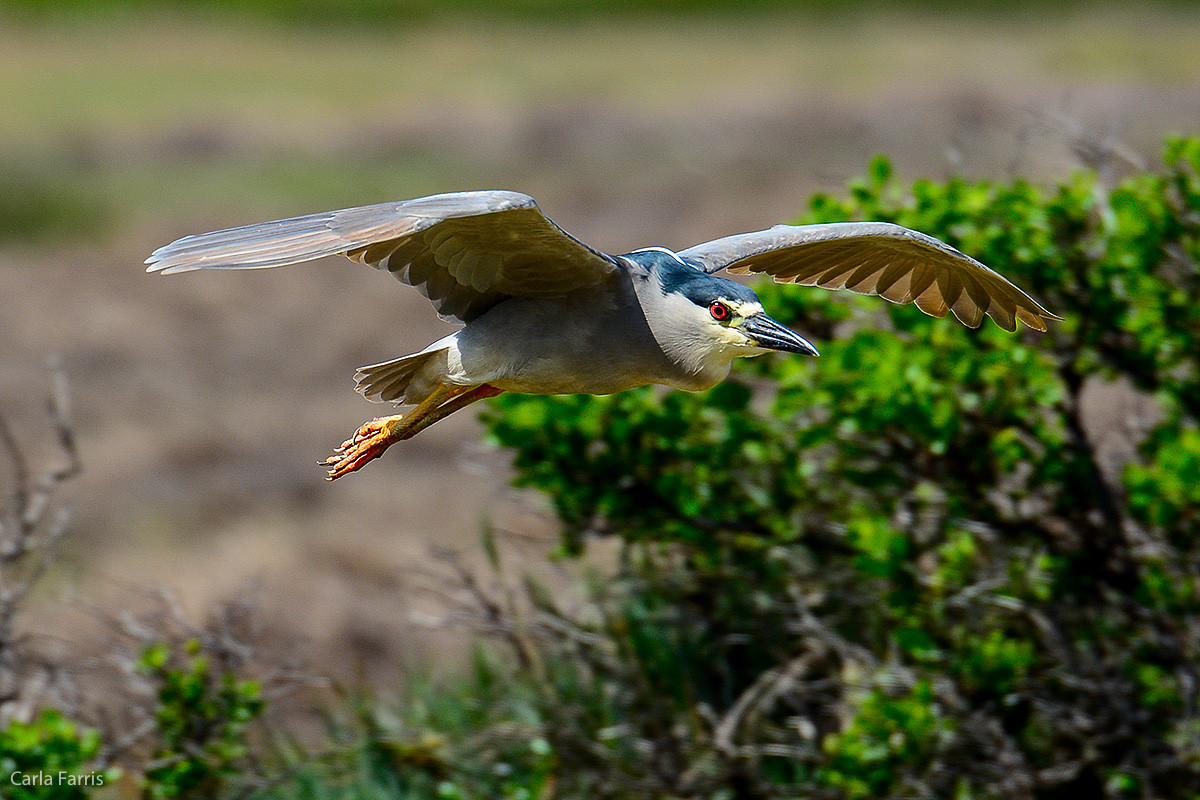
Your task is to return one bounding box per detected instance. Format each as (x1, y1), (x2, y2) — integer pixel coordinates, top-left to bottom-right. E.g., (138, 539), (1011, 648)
(626, 247), (819, 364)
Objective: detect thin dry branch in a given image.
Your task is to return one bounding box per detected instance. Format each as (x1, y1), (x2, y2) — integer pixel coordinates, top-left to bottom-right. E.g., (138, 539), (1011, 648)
(0, 359), (81, 722)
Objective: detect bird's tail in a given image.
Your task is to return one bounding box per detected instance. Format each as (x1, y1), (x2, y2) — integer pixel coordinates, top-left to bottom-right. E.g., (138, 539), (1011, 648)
(354, 347), (448, 405)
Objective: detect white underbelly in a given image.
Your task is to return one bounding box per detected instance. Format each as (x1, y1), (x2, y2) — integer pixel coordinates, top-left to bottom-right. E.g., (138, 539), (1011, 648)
(448, 293), (731, 396)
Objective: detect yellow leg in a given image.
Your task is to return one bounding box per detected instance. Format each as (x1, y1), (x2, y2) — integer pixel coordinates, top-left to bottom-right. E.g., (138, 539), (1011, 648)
(322, 383), (503, 480)
(396, 384), (503, 440)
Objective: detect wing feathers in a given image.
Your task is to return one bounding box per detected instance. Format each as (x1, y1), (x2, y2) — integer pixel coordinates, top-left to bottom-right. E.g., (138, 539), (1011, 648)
(949, 272), (986, 328)
(988, 298), (1018, 332)
(843, 262), (889, 294)
(148, 191), (618, 322)
(814, 259), (872, 291)
(937, 269), (964, 311)
(873, 260), (912, 297)
(1015, 308), (1048, 332)
(150, 194), (1058, 333)
(680, 222), (1058, 332)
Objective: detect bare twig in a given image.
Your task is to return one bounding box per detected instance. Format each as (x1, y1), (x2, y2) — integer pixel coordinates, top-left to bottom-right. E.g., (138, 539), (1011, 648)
(428, 546), (539, 674)
(0, 359), (82, 723)
(712, 653), (815, 758)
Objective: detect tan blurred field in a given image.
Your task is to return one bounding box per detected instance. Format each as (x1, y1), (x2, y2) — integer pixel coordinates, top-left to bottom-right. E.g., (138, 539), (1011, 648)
(3, 8), (1199, 683)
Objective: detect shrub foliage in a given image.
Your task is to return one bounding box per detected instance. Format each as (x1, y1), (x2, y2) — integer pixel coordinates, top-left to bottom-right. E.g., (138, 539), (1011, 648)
(476, 136), (1200, 798)
(0, 711), (109, 800)
(138, 640), (265, 800)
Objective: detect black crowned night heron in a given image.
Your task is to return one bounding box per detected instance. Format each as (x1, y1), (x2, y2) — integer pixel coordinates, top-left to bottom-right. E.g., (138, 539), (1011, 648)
(147, 190), (1058, 479)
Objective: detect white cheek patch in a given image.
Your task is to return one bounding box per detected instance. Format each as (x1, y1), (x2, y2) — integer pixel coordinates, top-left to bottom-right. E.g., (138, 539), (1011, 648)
(714, 325), (753, 347)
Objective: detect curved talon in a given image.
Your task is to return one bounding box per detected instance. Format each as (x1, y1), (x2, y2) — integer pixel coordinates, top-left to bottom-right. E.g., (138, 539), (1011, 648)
(323, 415), (404, 480)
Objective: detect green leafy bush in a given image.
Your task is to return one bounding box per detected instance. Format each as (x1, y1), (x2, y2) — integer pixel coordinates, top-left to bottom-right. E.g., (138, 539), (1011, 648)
(0, 710), (111, 800)
(477, 136), (1200, 797)
(257, 650), (556, 800)
(3, 0), (1196, 27)
(139, 639), (265, 799)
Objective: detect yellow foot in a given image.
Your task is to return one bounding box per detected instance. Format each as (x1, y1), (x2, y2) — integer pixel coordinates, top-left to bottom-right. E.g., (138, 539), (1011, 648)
(321, 415), (404, 480)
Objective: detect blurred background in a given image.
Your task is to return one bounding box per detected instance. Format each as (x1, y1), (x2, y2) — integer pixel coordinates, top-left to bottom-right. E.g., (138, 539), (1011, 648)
(2, 0), (1199, 684)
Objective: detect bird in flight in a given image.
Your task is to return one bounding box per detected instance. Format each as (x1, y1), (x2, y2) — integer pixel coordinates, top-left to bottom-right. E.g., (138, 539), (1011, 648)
(147, 190), (1057, 479)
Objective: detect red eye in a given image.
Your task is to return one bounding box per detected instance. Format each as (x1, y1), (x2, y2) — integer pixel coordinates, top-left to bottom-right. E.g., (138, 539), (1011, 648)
(709, 302), (729, 321)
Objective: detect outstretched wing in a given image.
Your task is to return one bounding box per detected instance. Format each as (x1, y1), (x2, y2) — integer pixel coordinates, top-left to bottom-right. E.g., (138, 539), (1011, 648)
(146, 190), (621, 322)
(679, 222), (1058, 332)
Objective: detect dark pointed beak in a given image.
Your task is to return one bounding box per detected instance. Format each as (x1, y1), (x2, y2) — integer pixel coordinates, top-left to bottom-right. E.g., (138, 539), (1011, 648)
(743, 314), (819, 356)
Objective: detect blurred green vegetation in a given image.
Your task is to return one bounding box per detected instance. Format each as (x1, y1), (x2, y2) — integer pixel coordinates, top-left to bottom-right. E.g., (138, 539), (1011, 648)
(138, 640), (265, 799)
(0, 167), (111, 245)
(2, 0), (1198, 26)
(257, 653), (558, 800)
(0, 711), (114, 800)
